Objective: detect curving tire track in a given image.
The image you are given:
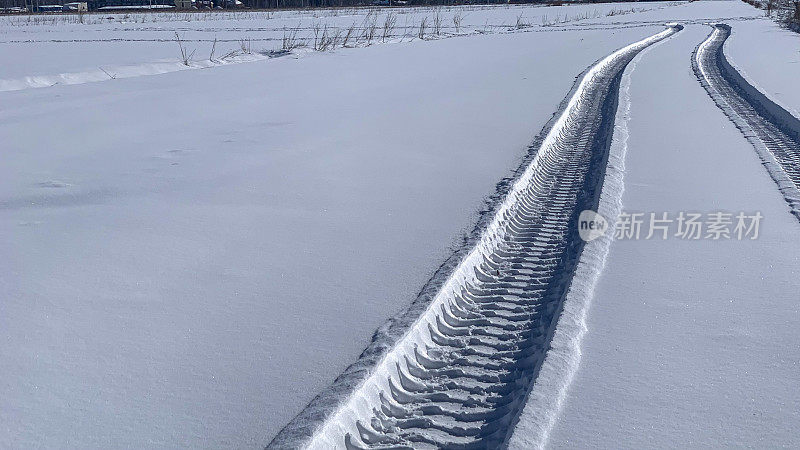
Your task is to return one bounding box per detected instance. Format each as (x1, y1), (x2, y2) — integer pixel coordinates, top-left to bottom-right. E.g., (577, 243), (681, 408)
(694, 24), (800, 219)
(268, 25), (682, 450)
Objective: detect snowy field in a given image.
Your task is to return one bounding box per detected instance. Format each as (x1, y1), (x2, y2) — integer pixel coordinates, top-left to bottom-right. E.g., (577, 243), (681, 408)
(2, 0), (799, 448)
(537, 16), (800, 449)
(3, 1), (688, 87)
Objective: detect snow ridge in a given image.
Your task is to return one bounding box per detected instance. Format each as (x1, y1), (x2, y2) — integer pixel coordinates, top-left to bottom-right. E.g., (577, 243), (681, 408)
(268, 25), (682, 450)
(693, 24), (800, 220)
(0, 51), (287, 92)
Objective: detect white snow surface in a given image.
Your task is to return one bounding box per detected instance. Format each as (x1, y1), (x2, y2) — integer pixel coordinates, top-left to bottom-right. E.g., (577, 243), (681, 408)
(543, 12), (800, 449)
(725, 17), (800, 121)
(300, 24), (680, 450)
(1, 5), (669, 448)
(0, 2), (689, 89)
(3, 1), (798, 448)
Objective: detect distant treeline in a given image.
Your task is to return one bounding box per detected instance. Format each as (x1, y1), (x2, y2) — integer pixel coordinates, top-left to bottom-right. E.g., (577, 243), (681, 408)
(236, 0), (636, 9)
(742, 0), (800, 31)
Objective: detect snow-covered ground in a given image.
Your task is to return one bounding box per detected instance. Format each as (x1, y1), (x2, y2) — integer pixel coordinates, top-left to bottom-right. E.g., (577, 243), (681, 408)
(0, 2), (687, 88)
(542, 7), (800, 450)
(2, 0), (798, 448)
(0, 5), (672, 448)
(725, 17), (800, 120)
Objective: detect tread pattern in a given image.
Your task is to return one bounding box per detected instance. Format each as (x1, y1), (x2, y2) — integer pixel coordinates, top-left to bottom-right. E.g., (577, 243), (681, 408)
(268, 26), (681, 450)
(694, 24), (800, 219)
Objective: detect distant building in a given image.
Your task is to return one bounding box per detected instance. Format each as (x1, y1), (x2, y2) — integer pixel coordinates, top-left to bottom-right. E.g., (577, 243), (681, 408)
(63, 1), (87, 10)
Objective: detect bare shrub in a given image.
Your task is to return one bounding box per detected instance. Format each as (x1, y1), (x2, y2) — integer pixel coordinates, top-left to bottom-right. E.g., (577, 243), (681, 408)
(452, 11), (463, 33)
(282, 25), (302, 51)
(331, 29), (342, 49)
(209, 37), (218, 61)
(607, 7), (636, 17)
(239, 37), (252, 54)
(174, 32), (195, 66)
(318, 27), (331, 51)
(433, 8), (443, 35)
(382, 12), (397, 42)
(515, 13), (529, 29)
(402, 15), (413, 40)
(311, 22), (342, 52)
(312, 21), (323, 50)
(364, 12), (378, 44)
(418, 16), (428, 40)
(342, 22), (356, 47)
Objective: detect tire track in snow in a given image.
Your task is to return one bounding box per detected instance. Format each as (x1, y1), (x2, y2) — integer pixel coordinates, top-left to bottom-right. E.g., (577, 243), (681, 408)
(268, 24), (683, 450)
(694, 24), (800, 220)
(504, 27), (675, 449)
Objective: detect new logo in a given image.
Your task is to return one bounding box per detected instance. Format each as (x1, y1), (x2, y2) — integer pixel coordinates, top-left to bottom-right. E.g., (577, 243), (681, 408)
(578, 210), (608, 242)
